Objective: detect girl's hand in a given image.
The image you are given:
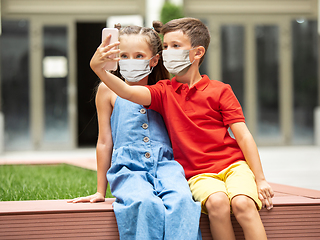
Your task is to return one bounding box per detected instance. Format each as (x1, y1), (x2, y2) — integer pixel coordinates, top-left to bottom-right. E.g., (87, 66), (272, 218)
(90, 34), (120, 72)
(67, 192), (105, 203)
(257, 180), (274, 210)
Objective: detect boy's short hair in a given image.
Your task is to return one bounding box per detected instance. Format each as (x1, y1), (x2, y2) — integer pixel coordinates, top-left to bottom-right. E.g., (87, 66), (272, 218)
(161, 17), (210, 65)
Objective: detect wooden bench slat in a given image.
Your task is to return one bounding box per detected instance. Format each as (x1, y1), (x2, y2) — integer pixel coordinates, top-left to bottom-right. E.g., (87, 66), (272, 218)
(1, 183), (320, 240)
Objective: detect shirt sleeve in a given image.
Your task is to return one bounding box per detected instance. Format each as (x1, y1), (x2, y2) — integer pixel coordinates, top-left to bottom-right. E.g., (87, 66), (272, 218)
(145, 81), (166, 116)
(219, 84), (245, 126)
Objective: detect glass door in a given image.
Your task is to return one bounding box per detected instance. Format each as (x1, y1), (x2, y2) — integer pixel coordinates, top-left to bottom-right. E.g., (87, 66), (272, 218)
(38, 22), (76, 150)
(42, 26), (70, 144)
(0, 19), (32, 150)
(292, 19), (318, 145)
(220, 20), (288, 145)
(255, 25), (281, 143)
(0, 18), (76, 150)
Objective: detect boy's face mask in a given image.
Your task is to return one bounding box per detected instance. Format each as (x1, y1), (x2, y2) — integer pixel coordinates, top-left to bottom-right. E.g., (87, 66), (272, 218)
(162, 49), (195, 76)
(119, 58), (154, 83)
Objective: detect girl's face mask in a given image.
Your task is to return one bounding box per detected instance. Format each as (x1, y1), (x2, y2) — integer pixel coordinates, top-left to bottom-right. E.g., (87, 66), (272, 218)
(119, 57), (154, 83)
(162, 49), (195, 76)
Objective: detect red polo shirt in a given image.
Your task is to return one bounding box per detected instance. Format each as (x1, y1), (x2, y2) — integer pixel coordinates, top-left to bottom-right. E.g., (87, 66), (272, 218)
(146, 75), (245, 180)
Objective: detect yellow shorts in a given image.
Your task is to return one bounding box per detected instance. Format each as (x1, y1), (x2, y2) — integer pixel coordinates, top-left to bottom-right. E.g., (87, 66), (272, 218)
(188, 161), (262, 214)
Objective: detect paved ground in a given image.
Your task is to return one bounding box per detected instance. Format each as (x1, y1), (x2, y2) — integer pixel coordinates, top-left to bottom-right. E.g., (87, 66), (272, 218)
(258, 146), (320, 191)
(1, 146), (320, 191)
(0, 148), (97, 171)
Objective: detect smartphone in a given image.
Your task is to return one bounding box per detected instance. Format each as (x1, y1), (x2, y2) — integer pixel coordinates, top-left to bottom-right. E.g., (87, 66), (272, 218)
(101, 28), (119, 71)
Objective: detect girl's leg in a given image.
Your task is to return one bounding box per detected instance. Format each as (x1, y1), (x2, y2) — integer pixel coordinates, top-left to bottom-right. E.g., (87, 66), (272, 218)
(231, 195), (267, 240)
(109, 168), (165, 240)
(156, 160), (202, 240)
(205, 192), (236, 240)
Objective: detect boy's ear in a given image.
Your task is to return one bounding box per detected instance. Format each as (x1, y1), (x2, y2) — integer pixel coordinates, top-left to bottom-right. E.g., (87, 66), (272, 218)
(194, 46), (205, 61)
(150, 54), (160, 67)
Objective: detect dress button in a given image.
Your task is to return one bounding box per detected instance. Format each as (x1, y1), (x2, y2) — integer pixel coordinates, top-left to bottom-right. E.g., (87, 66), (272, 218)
(142, 123), (148, 129)
(143, 136), (149, 143)
(140, 108), (146, 114)
(186, 97), (190, 101)
(145, 152), (151, 158)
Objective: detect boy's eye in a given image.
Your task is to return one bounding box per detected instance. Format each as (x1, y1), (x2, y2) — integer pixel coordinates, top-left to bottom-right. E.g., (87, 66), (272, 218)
(173, 44), (180, 48)
(163, 45), (168, 50)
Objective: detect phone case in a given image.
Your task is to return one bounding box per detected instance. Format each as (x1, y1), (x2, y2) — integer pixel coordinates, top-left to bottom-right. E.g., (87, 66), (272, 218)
(101, 28), (119, 71)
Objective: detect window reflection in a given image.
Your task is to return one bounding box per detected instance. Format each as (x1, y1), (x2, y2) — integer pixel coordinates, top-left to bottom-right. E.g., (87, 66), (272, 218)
(0, 20), (31, 150)
(43, 26), (70, 143)
(255, 25), (280, 141)
(221, 25), (245, 108)
(292, 20), (318, 144)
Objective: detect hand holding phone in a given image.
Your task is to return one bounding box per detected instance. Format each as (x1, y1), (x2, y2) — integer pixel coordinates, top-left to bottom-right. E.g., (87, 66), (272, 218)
(101, 28), (119, 71)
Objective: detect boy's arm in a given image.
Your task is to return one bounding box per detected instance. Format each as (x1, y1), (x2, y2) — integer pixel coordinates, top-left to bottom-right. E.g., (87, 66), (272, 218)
(230, 122), (274, 210)
(90, 35), (151, 106)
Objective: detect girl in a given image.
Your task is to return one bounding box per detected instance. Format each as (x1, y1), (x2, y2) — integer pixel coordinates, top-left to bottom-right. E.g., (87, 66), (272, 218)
(69, 23), (202, 240)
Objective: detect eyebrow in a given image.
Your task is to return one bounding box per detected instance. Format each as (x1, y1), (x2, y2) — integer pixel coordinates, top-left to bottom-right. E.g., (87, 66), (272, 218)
(119, 51), (147, 56)
(164, 40), (182, 45)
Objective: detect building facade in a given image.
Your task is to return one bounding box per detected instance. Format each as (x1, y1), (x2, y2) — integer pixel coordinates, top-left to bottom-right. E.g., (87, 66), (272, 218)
(0, 0), (319, 151)
(184, 0), (319, 146)
(0, 0), (145, 151)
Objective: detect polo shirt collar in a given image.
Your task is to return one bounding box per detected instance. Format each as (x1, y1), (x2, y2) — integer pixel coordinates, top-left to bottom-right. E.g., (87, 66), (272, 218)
(172, 75), (210, 92)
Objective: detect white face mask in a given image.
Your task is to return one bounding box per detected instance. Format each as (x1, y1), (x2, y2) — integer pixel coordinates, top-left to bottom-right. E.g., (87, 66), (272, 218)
(119, 58), (154, 83)
(162, 49), (195, 76)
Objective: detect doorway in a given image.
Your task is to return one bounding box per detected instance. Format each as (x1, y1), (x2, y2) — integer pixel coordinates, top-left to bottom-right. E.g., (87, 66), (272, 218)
(76, 22), (106, 147)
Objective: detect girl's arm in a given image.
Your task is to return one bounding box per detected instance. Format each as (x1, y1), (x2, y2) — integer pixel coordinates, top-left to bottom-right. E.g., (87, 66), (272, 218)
(90, 35), (151, 106)
(68, 83), (114, 203)
(230, 122), (274, 210)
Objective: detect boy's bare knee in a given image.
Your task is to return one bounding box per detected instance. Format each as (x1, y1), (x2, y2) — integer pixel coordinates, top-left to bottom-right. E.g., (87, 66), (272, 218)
(206, 192), (230, 217)
(231, 195), (256, 216)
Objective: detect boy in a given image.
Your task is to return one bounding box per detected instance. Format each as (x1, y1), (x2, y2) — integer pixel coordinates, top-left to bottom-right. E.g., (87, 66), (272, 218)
(90, 18), (274, 240)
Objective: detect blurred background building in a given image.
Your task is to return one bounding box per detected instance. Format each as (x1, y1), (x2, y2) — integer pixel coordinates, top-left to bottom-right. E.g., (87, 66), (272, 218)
(0, 0), (319, 152)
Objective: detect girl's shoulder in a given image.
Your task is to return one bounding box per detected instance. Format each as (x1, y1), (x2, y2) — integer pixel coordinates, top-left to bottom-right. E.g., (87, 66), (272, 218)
(96, 82), (117, 107)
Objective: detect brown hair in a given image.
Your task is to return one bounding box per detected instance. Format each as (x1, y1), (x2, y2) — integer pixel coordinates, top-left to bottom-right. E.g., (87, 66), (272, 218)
(112, 22), (169, 85)
(161, 17), (210, 65)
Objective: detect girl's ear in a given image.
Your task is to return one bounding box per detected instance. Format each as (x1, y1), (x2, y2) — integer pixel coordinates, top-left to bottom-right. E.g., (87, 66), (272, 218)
(150, 54), (160, 67)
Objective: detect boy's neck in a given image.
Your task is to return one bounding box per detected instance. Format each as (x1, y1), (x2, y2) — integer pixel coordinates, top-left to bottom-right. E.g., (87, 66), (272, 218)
(175, 65), (202, 88)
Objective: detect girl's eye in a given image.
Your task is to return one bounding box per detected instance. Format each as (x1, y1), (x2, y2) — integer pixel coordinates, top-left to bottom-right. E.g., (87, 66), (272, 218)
(120, 54), (128, 59)
(136, 54), (144, 59)
(163, 45), (168, 50)
(173, 44), (180, 48)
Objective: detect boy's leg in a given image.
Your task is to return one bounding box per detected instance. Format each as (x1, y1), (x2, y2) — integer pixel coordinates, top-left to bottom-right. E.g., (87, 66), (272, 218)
(108, 167), (165, 240)
(231, 195), (267, 240)
(205, 192), (236, 240)
(188, 174), (236, 240)
(226, 161), (267, 240)
(156, 159), (202, 240)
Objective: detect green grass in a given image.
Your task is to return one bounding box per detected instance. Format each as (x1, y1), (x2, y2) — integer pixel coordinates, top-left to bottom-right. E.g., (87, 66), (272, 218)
(0, 164), (113, 201)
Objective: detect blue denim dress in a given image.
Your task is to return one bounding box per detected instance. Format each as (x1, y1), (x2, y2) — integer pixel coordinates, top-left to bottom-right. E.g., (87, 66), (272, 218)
(107, 97), (202, 240)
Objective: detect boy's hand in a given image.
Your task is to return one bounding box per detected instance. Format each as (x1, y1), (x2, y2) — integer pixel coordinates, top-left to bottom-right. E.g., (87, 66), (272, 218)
(67, 192), (105, 203)
(90, 34), (120, 72)
(257, 180), (274, 210)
